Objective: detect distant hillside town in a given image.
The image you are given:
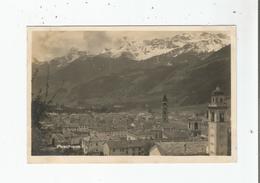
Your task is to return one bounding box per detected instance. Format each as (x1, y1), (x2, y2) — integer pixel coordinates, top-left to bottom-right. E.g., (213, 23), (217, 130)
(33, 87), (231, 156)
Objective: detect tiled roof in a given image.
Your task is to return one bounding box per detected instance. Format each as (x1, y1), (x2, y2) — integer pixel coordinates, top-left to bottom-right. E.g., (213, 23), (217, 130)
(153, 141), (208, 155)
(51, 133), (65, 141)
(163, 130), (190, 141)
(106, 140), (152, 149)
(128, 130), (153, 136)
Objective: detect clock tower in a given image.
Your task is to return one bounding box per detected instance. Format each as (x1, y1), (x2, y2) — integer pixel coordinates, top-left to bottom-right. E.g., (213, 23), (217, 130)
(162, 94), (168, 123)
(208, 87), (231, 155)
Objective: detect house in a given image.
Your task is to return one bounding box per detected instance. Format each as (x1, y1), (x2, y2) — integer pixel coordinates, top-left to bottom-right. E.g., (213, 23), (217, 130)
(90, 129), (127, 139)
(126, 133), (138, 141)
(103, 140), (153, 156)
(149, 141), (208, 156)
(127, 129), (163, 141)
(162, 129), (190, 141)
(187, 114), (208, 137)
(161, 122), (187, 133)
(49, 133), (66, 146)
(81, 136), (106, 155)
(50, 132), (85, 148)
(62, 123), (90, 134)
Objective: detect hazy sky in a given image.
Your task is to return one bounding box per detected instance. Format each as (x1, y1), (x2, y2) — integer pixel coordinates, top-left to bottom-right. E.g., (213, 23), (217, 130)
(32, 30), (230, 62)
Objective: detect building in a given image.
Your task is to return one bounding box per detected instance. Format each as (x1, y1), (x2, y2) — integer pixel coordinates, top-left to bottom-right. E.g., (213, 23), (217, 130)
(62, 123), (90, 134)
(103, 140), (153, 156)
(81, 136), (106, 155)
(149, 141), (208, 156)
(162, 129), (190, 141)
(49, 133), (66, 146)
(161, 94), (168, 123)
(207, 87), (231, 155)
(127, 129), (163, 141)
(187, 114), (208, 137)
(49, 133), (83, 149)
(90, 129), (128, 140)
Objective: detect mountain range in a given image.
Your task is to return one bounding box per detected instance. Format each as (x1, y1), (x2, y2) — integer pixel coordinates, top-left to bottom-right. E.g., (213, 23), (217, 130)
(32, 33), (231, 110)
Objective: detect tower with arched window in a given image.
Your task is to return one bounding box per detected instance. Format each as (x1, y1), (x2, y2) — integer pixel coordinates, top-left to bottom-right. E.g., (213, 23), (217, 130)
(208, 87), (231, 155)
(161, 94), (168, 123)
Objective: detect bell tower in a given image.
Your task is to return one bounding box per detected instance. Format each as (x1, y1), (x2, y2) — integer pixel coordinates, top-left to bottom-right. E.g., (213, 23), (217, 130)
(162, 94), (168, 123)
(208, 87), (231, 155)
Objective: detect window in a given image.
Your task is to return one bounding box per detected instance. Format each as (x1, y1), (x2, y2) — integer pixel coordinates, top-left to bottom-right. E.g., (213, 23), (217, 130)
(51, 138), (55, 146)
(211, 112), (214, 121)
(194, 122), (198, 130)
(184, 144), (187, 152)
(219, 113), (224, 122)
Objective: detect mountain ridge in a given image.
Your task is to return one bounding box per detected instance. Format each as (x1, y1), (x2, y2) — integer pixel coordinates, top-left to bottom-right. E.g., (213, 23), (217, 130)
(32, 44), (231, 109)
(33, 32), (230, 66)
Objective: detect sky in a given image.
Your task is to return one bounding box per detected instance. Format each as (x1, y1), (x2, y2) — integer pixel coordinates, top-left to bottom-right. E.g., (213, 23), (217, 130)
(31, 30), (230, 62)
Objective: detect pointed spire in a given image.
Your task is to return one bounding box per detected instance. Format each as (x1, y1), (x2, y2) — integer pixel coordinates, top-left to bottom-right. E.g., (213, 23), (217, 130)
(162, 94), (168, 102)
(161, 94), (168, 123)
(212, 86), (224, 96)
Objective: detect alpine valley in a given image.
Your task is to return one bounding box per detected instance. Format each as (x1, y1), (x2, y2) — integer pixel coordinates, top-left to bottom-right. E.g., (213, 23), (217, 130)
(32, 32), (231, 110)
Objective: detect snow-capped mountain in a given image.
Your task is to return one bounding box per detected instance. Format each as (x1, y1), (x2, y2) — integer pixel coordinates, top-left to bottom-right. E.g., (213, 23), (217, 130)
(34, 32), (230, 66)
(33, 48), (88, 68)
(100, 32), (230, 60)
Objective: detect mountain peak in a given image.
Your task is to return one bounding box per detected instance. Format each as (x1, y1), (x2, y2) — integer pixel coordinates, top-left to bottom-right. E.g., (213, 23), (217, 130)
(98, 32), (229, 61)
(39, 32), (230, 64)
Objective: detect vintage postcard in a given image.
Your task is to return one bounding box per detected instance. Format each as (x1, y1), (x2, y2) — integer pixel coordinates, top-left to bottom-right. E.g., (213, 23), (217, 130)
(27, 26), (236, 163)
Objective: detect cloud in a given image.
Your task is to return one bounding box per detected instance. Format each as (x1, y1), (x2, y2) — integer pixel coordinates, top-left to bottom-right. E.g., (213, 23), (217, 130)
(32, 31), (86, 61)
(31, 30), (230, 62)
(32, 31), (115, 61)
(82, 31), (112, 54)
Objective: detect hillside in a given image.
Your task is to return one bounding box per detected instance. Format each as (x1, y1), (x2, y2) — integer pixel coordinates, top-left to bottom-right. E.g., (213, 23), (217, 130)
(32, 45), (231, 109)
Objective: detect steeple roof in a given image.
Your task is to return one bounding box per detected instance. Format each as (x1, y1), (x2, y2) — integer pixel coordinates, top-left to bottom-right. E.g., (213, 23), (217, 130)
(211, 86), (224, 96)
(162, 94), (168, 102)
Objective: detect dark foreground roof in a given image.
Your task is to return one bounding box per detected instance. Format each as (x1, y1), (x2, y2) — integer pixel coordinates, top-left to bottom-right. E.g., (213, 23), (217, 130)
(105, 140), (152, 149)
(152, 141), (208, 156)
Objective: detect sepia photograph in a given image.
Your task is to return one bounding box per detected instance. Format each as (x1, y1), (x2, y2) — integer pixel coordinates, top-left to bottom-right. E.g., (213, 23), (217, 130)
(27, 26), (236, 163)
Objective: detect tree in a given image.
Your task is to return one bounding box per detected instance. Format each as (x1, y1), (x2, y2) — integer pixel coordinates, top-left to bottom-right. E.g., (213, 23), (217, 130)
(31, 64), (64, 155)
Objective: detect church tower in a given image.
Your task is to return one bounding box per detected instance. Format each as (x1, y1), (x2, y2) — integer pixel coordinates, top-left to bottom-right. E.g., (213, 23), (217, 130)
(162, 94), (168, 123)
(207, 87), (231, 155)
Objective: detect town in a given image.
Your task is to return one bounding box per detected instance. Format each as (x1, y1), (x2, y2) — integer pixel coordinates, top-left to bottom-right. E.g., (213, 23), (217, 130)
(37, 87), (231, 156)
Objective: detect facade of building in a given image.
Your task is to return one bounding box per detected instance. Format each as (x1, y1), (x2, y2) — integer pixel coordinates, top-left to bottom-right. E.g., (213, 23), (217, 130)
(103, 140), (152, 156)
(127, 129), (163, 141)
(207, 87), (231, 155)
(162, 129), (190, 141)
(187, 114), (208, 137)
(81, 137), (106, 155)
